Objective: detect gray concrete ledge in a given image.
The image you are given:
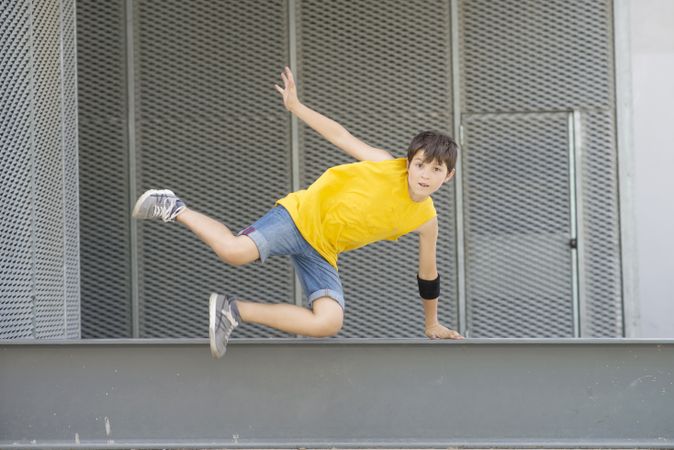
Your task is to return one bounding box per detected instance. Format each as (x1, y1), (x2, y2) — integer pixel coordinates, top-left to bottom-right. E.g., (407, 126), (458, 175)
(1, 340), (672, 449)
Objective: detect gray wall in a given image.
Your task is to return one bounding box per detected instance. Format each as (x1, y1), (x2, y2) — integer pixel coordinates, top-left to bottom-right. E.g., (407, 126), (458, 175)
(3, 0), (670, 342)
(74, 0), (624, 339)
(629, 0), (674, 337)
(0, 0), (80, 339)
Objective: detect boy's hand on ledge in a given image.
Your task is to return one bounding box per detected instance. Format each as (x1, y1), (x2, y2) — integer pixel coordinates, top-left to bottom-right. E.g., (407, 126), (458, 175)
(425, 323), (464, 340)
(274, 66), (301, 113)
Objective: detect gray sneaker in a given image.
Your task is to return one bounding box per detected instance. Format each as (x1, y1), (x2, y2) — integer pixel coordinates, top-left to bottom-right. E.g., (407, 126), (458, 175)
(209, 293), (239, 359)
(132, 189), (185, 222)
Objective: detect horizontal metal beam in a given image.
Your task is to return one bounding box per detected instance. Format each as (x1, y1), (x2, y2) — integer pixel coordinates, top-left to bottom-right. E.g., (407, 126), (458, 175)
(1, 339), (673, 449)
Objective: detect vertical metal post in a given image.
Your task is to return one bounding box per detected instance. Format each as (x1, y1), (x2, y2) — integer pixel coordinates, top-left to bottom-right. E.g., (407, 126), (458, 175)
(126, 0), (140, 338)
(288, 0), (303, 310)
(71, 0), (82, 338)
(450, 0), (467, 336)
(59, 0), (68, 337)
(28, 0), (36, 338)
(613, 0), (638, 338)
(569, 110), (584, 337)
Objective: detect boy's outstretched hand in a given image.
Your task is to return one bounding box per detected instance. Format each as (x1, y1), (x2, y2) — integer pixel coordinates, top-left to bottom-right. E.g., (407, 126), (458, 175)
(274, 66), (300, 113)
(425, 322), (465, 340)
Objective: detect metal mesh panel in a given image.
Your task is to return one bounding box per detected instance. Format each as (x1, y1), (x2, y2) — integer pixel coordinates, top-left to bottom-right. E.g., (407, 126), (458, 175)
(460, 0), (621, 337)
(462, 113), (574, 338)
(1, 0), (34, 339)
(580, 111), (622, 337)
(76, 0), (131, 338)
(135, 0), (292, 338)
(460, 0), (614, 112)
(72, 0), (623, 339)
(62, 0), (81, 338)
(1, 0), (80, 338)
(297, 0), (457, 337)
(32, 0), (67, 338)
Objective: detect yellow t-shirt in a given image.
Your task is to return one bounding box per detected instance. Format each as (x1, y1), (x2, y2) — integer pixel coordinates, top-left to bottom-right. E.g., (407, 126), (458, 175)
(276, 157), (436, 269)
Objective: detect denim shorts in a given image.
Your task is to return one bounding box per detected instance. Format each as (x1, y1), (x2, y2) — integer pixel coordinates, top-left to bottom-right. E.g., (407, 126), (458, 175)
(237, 205), (345, 310)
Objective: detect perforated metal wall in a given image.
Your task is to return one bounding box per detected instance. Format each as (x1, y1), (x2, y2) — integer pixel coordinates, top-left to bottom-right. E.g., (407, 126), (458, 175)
(1, 0), (34, 339)
(297, 0), (457, 337)
(460, 0), (614, 113)
(460, 0), (622, 337)
(462, 113), (575, 337)
(62, 0), (81, 338)
(76, 0), (131, 338)
(579, 111), (622, 337)
(134, 0), (291, 338)
(1, 0), (80, 339)
(75, 0), (623, 339)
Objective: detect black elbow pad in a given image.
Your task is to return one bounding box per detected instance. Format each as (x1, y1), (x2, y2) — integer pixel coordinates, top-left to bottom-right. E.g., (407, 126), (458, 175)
(417, 273), (440, 299)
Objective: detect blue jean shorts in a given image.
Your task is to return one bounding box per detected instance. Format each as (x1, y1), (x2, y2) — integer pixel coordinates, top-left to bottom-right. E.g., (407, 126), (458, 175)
(237, 205), (345, 310)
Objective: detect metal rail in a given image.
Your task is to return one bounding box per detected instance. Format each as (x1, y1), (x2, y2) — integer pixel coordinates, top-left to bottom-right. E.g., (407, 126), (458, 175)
(1, 339), (673, 449)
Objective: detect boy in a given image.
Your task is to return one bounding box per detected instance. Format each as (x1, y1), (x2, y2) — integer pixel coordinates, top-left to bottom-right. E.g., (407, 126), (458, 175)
(133, 66), (464, 358)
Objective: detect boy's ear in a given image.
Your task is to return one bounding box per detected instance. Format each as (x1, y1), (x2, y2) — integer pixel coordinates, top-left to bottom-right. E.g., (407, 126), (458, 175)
(444, 168), (455, 182)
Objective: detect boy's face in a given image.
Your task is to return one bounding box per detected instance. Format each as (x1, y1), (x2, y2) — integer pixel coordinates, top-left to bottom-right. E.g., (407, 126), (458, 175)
(406, 150), (455, 201)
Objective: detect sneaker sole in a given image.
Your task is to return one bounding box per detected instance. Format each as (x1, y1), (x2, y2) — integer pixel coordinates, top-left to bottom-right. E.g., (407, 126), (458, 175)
(131, 189), (159, 219)
(208, 293), (220, 359)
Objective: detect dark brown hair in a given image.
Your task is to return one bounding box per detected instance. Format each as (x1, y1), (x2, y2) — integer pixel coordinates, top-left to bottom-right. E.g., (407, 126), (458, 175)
(406, 131), (458, 172)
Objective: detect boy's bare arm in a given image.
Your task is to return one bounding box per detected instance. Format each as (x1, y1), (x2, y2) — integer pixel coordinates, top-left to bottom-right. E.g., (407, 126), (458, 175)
(417, 217), (464, 340)
(275, 66), (394, 162)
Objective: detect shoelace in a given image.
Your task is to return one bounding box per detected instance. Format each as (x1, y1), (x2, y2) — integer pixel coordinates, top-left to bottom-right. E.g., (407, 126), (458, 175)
(152, 195), (176, 222)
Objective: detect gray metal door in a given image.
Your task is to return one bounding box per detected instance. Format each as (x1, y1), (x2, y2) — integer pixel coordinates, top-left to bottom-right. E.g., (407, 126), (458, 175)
(461, 112), (580, 338)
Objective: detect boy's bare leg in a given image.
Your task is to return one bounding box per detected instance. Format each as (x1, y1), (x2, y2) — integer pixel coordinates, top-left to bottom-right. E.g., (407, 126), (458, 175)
(210, 295), (343, 357)
(133, 193), (344, 345)
(175, 208), (259, 266)
(236, 297), (343, 337)
(175, 209), (343, 337)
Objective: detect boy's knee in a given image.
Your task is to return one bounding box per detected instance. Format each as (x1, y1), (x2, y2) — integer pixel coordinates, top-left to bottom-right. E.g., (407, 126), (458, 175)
(309, 297), (343, 337)
(312, 323), (341, 338)
(224, 249), (248, 266)
(216, 237), (258, 266)
(314, 313), (343, 337)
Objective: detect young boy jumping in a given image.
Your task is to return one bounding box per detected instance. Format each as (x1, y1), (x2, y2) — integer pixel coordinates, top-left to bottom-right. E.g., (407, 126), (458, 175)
(133, 66), (464, 358)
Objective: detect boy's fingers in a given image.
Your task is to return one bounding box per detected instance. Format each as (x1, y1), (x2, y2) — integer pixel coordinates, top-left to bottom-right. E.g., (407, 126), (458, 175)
(274, 84), (284, 94)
